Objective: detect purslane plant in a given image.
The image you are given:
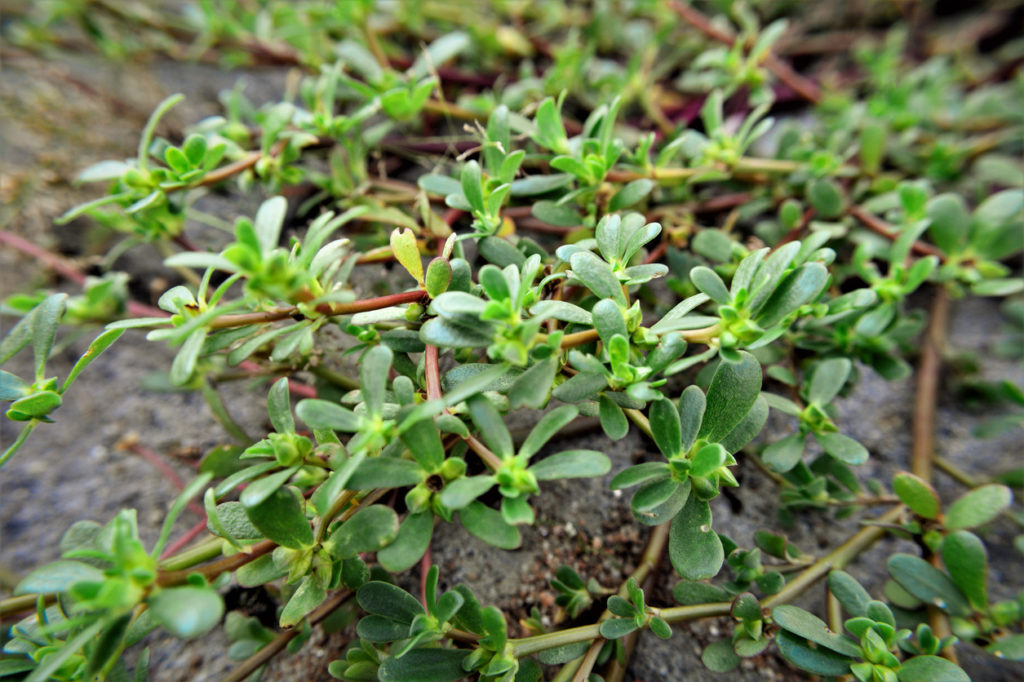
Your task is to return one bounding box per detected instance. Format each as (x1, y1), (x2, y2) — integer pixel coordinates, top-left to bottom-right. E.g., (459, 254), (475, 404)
(2, 2), (1022, 681)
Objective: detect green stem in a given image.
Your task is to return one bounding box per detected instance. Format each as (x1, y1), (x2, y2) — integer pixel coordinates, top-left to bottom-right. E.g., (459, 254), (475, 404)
(512, 506), (904, 658)
(156, 536), (223, 571)
(0, 420), (39, 469)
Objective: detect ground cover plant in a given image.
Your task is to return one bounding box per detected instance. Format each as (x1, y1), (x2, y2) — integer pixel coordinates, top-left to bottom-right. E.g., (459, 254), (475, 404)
(1, 0), (1023, 680)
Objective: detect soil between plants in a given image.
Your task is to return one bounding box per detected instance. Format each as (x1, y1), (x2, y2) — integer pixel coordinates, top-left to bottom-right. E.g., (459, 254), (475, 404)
(1, 51), (1022, 682)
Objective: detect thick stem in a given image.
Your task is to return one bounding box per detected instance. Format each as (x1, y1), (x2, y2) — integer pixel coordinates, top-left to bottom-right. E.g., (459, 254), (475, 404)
(849, 206), (946, 261)
(208, 290), (428, 330)
(156, 540), (274, 586)
(912, 288), (957, 662)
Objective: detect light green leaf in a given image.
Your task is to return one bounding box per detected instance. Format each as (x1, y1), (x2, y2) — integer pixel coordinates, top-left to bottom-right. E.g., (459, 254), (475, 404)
(467, 394), (514, 458)
(279, 574), (327, 627)
(608, 179), (655, 212)
(267, 378), (294, 434)
(15, 560), (104, 595)
(941, 530), (987, 609)
(325, 505), (399, 559)
(599, 394), (629, 440)
(148, 586), (224, 638)
(896, 655), (970, 682)
(460, 501), (521, 549)
(519, 405), (578, 459)
(814, 432), (869, 465)
(569, 251), (626, 305)
(296, 399), (361, 432)
(530, 449), (610, 480)
(361, 345), (393, 418)
(807, 358), (852, 405)
(945, 484), (1012, 530)
(892, 472), (940, 519)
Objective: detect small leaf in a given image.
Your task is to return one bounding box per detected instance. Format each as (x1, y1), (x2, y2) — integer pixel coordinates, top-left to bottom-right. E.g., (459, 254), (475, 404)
(775, 630), (852, 677)
(569, 251), (626, 305)
(701, 639), (740, 672)
(280, 574), (327, 627)
(346, 458), (422, 489)
(32, 294), (68, 381)
(460, 501), (521, 549)
(296, 399), (360, 432)
(148, 586), (224, 639)
(599, 617), (640, 639)
(941, 530), (987, 610)
(267, 378), (294, 434)
(538, 641), (590, 665)
(390, 228), (424, 285)
(357, 581), (425, 622)
(699, 351), (762, 443)
(530, 449), (610, 480)
(896, 655), (970, 682)
(519, 405), (579, 459)
(15, 560), (104, 595)
(361, 345), (393, 418)
(244, 487), (313, 549)
(467, 394), (514, 458)
(814, 432), (869, 466)
(599, 394), (629, 440)
(253, 196), (287, 256)
(771, 605), (860, 657)
(892, 472), (941, 519)
(887, 554), (971, 617)
(608, 179), (655, 212)
(240, 466), (299, 509)
(807, 358), (852, 405)
(689, 266), (731, 304)
(552, 372), (607, 402)
(169, 328), (205, 386)
(808, 178), (844, 218)
(378, 647), (467, 682)
(672, 580), (730, 605)
(668, 495), (723, 580)
(945, 484), (1012, 530)
(439, 475), (494, 509)
(610, 462), (670, 489)
(827, 571), (871, 618)
(378, 512), (433, 573)
(326, 505), (399, 559)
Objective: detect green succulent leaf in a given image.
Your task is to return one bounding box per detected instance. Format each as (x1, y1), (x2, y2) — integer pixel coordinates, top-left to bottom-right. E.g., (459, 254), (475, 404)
(887, 554), (972, 617)
(941, 530), (988, 610)
(892, 472), (941, 519)
(944, 484), (1012, 530)
(668, 495), (723, 580)
(896, 655), (970, 682)
(148, 586), (224, 639)
(699, 351), (762, 443)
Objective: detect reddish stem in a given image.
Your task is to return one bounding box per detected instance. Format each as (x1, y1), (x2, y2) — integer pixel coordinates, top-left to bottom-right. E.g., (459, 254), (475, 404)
(208, 289), (429, 330)
(848, 206), (946, 261)
(0, 230), (86, 284)
(160, 518), (209, 559)
(119, 439), (205, 518)
(425, 345), (443, 403)
(668, 0), (822, 104)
